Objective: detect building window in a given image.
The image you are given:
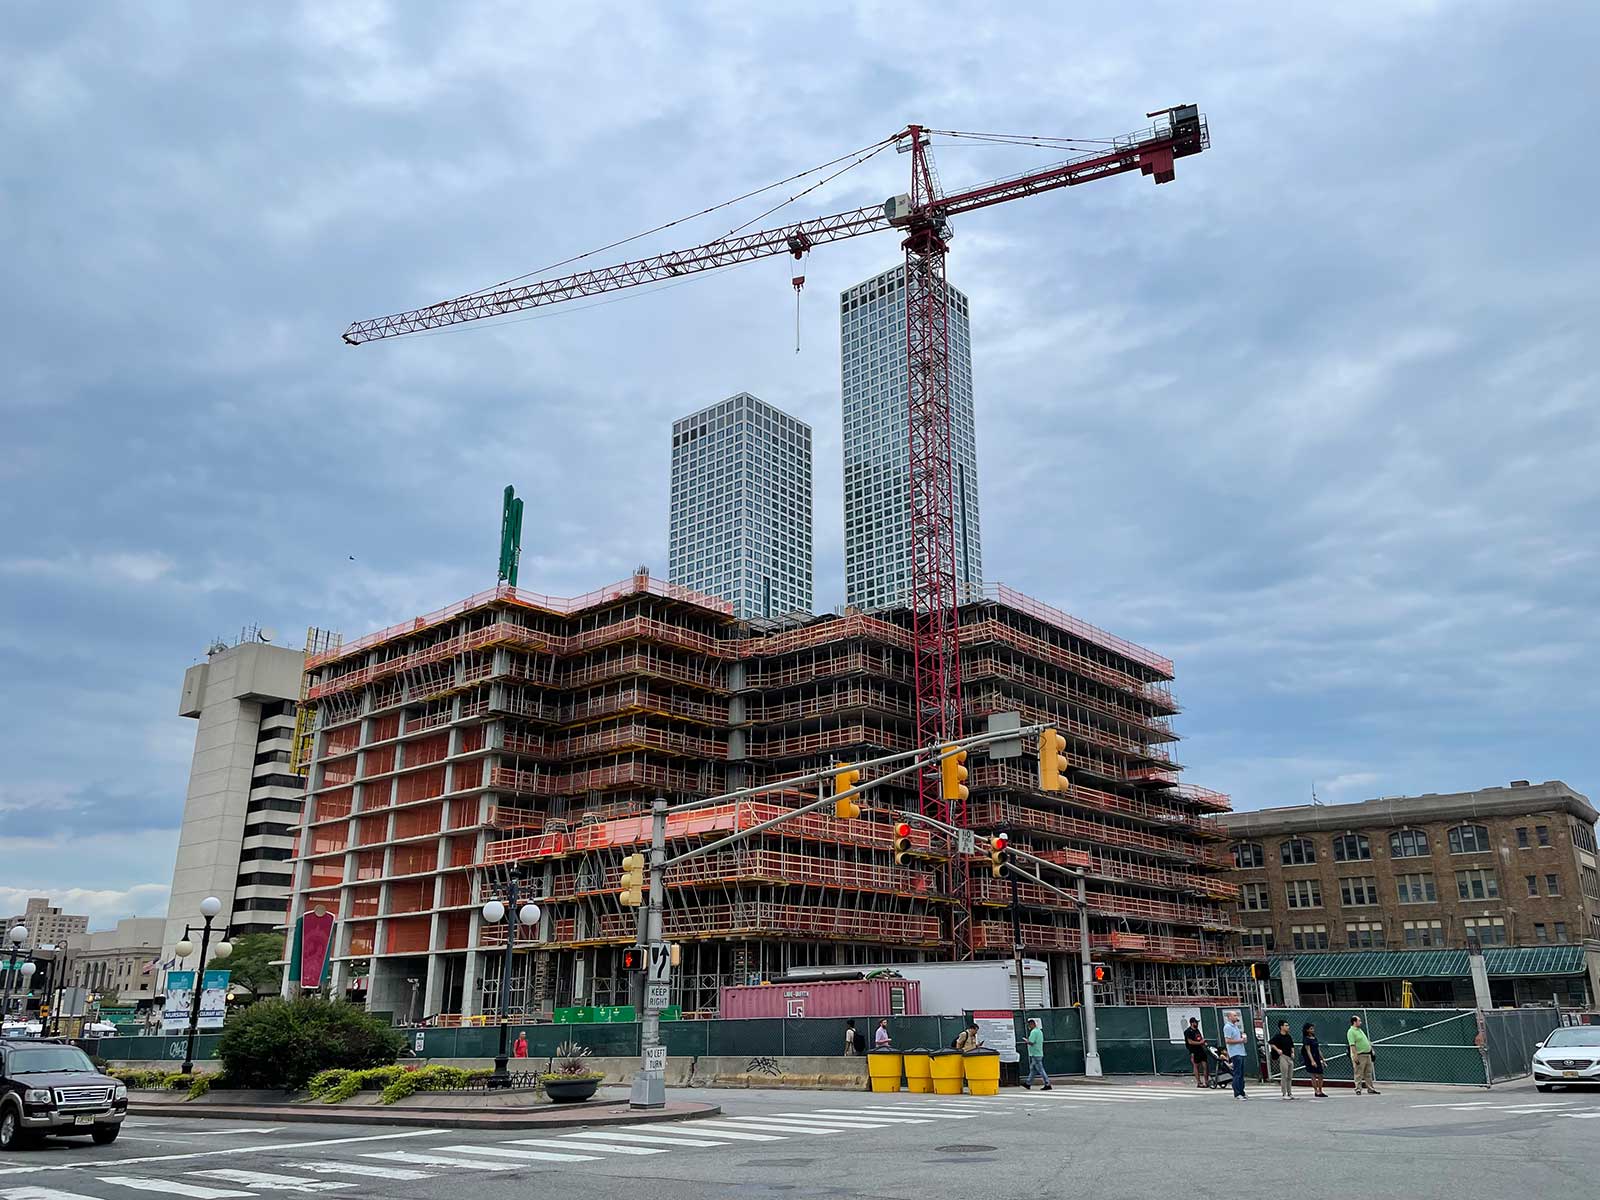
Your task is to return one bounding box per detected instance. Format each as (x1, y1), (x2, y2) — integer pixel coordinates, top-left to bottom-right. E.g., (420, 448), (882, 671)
(1332, 834), (1371, 862)
(1239, 883), (1270, 912)
(1280, 838), (1317, 866)
(1536, 825), (1550, 847)
(1456, 869), (1499, 900)
(1346, 922), (1384, 949)
(1290, 924), (1330, 951)
(1554, 922), (1568, 942)
(1240, 928), (1276, 953)
(1390, 828), (1430, 858)
(1546, 873), (1560, 896)
(1463, 917), (1507, 946)
(1339, 877), (1380, 906)
(1527, 875), (1539, 897)
(1396, 873), (1437, 904)
(1232, 842), (1265, 869)
(1448, 824), (1492, 854)
(1286, 880), (1322, 909)
(1403, 920), (1444, 947)
(1516, 827), (1529, 849)
(1572, 823), (1598, 854)
(1534, 923), (1548, 943)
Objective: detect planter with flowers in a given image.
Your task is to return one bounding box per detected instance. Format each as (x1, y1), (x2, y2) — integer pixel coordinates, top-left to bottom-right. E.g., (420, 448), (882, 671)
(541, 1042), (604, 1103)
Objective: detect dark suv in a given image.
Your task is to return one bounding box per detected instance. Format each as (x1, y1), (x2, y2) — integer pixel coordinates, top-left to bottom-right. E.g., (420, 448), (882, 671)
(0, 1039), (127, 1150)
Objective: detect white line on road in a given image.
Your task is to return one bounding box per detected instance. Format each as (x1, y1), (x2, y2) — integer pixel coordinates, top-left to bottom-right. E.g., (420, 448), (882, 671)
(804, 1110), (933, 1124)
(603, 1126), (784, 1142)
(2, 1188), (102, 1200)
(195, 1168), (352, 1192)
(437, 1144), (601, 1163)
(766, 1114), (896, 1127)
(1563, 1112), (1600, 1119)
(849, 1109), (977, 1120)
(98, 1178), (252, 1198)
(0, 1129), (441, 1175)
(561, 1130), (734, 1148)
(295, 1162), (437, 1180)
(509, 1137), (667, 1155)
(363, 1152), (513, 1172)
(696, 1120), (839, 1135)
(1411, 1102), (1496, 1109)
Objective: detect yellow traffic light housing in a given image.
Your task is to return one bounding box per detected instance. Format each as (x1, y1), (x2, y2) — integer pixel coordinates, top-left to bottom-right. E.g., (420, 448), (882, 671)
(940, 745), (969, 804)
(619, 851), (646, 907)
(1038, 728), (1067, 792)
(893, 822), (913, 865)
(988, 833), (1009, 877)
(833, 764), (862, 819)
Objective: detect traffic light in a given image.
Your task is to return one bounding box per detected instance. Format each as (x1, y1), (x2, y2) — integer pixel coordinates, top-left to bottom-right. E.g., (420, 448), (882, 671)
(619, 852), (646, 907)
(833, 764), (862, 819)
(1249, 963), (1262, 981)
(988, 832), (1009, 877)
(1038, 727), (1067, 792)
(940, 745), (969, 805)
(1091, 963), (1107, 984)
(893, 822), (913, 865)
(620, 946), (645, 972)
(669, 943), (682, 968)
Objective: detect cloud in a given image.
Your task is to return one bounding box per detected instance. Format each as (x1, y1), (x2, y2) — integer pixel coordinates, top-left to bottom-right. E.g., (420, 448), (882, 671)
(0, 883), (171, 933)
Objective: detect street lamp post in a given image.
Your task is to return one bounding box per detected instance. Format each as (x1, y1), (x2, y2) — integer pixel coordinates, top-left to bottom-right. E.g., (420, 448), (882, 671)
(480, 882), (541, 1089)
(173, 897), (234, 1075)
(1, 926), (35, 1022)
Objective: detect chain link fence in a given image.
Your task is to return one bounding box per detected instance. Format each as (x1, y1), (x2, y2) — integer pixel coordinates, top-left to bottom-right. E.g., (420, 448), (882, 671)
(1482, 1008), (1562, 1081)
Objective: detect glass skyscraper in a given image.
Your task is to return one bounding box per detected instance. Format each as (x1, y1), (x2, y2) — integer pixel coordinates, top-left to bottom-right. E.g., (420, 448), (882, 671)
(841, 264), (982, 610)
(668, 392), (813, 619)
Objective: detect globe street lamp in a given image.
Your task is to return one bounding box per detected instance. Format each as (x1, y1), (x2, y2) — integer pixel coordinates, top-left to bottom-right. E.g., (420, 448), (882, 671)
(173, 897), (233, 1075)
(1, 925), (31, 1019)
(481, 887), (541, 1088)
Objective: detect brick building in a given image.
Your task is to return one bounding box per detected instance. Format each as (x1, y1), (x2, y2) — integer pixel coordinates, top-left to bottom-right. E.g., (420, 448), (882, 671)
(1219, 782), (1600, 1005)
(284, 572), (1238, 1020)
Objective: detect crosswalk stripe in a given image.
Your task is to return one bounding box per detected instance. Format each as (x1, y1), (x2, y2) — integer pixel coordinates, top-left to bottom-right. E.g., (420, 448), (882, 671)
(438, 1144), (600, 1163)
(510, 1137), (668, 1155)
(194, 1169), (351, 1192)
(805, 1110), (933, 1124)
(607, 1126), (784, 1142)
(698, 1120), (840, 1135)
(767, 1113), (896, 1128)
(2, 1188), (104, 1200)
(561, 1130), (732, 1148)
(98, 1181), (251, 1199)
(1563, 1112), (1600, 1119)
(295, 1162), (438, 1180)
(363, 1152), (513, 1172)
(851, 1109), (977, 1120)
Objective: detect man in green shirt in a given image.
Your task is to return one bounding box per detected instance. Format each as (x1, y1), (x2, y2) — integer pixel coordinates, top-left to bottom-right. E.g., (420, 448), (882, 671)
(1023, 1017), (1052, 1090)
(1347, 1015), (1380, 1094)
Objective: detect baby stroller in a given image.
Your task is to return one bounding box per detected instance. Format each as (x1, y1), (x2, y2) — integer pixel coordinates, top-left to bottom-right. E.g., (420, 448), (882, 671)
(1202, 1044), (1233, 1089)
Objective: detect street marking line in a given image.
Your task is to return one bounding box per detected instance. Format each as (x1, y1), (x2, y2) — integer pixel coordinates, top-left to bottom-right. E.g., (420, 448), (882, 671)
(804, 1110), (933, 1123)
(99, 1179), (252, 1198)
(2, 1188), (104, 1200)
(850, 1109), (977, 1120)
(437, 1144), (601, 1162)
(695, 1120), (838, 1135)
(766, 1114), (896, 1127)
(561, 1130), (731, 1148)
(295, 1162), (437, 1180)
(1411, 1102), (1495, 1109)
(509, 1138), (667, 1155)
(596, 1126), (783, 1142)
(196, 1168), (352, 1192)
(1562, 1112), (1600, 1119)
(24, 1129), (441, 1173)
(363, 1152), (512, 1172)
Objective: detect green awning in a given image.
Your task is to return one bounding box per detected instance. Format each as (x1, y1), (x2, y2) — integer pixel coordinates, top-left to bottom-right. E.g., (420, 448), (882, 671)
(1270, 945), (1587, 982)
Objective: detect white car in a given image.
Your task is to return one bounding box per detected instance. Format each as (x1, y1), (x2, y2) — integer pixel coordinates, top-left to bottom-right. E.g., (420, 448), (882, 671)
(1533, 1025), (1600, 1091)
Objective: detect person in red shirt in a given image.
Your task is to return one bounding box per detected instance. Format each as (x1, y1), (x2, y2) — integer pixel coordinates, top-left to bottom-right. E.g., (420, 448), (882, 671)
(513, 1032), (529, 1059)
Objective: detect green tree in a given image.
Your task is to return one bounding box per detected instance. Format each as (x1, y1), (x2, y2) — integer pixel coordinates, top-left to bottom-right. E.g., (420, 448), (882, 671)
(216, 997), (403, 1090)
(223, 932), (284, 996)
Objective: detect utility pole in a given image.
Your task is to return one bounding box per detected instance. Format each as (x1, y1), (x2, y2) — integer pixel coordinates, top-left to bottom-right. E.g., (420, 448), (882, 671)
(630, 797), (669, 1110)
(1078, 875), (1101, 1077)
(1008, 870), (1026, 1014)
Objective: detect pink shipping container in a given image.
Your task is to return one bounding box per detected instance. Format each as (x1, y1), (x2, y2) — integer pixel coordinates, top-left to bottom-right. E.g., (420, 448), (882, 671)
(719, 978), (922, 1019)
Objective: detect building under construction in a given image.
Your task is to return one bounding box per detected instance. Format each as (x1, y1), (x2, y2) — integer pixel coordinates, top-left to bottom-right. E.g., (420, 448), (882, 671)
(286, 570), (1238, 1021)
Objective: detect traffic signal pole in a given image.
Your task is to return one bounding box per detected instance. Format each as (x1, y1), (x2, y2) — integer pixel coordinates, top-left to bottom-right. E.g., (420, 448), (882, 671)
(630, 797), (669, 1110)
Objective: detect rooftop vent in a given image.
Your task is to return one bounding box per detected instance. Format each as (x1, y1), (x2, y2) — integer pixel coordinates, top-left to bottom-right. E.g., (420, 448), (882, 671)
(1510, 780), (1530, 788)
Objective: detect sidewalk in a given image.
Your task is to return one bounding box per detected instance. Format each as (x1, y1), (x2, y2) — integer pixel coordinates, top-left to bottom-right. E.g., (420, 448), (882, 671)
(131, 1089), (721, 1130)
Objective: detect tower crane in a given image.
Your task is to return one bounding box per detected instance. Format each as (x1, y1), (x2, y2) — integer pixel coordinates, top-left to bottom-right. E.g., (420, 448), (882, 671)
(344, 106), (1209, 829)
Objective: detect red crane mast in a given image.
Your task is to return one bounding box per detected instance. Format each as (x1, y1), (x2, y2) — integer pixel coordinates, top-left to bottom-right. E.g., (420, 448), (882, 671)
(343, 107), (1209, 837)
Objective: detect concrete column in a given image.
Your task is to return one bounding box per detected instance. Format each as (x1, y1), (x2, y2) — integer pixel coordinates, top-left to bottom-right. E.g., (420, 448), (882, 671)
(1468, 949), (1494, 1011)
(1279, 959), (1302, 1008)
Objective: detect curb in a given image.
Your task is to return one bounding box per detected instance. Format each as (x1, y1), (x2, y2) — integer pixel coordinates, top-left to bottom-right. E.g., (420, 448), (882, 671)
(128, 1099), (722, 1130)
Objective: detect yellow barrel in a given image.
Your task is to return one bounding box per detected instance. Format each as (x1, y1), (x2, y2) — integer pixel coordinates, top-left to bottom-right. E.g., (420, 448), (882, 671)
(963, 1048), (1001, 1096)
(902, 1051), (933, 1093)
(929, 1049), (964, 1095)
(867, 1049), (903, 1093)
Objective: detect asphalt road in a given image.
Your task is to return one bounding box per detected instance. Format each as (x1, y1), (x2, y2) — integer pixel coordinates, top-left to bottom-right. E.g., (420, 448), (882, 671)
(2, 1077), (1596, 1200)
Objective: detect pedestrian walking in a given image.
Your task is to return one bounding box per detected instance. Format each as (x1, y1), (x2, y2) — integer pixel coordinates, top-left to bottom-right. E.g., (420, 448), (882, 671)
(1347, 1015), (1380, 1094)
(844, 1019), (861, 1056)
(1268, 1020), (1295, 1099)
(954, 1022), (983, 1051)
(874, 1018), (892, 1049)
(1301, 1022), (1327, 1098)
(1183, 1017), (1209, 1088)
(1222, 1008), (1249, 1099)
(512, 1031), (528, 1059)
(1022, 1017), (1052, 1090)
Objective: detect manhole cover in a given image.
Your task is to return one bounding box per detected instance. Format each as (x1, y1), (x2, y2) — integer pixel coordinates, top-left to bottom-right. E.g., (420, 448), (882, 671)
(935, 1144), (998, 1154)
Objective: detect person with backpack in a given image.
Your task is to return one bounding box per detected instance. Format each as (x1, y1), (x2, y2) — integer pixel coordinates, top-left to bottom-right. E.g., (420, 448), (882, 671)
(954, 1022), (983, 1051)
(843, 1020), (861, 1056)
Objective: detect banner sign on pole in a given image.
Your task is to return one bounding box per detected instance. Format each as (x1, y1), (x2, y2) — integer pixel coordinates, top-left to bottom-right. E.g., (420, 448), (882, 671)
(161, 971), (194, 1033)
(199, 970), (230, 1030)
(290, 910), (337, 989)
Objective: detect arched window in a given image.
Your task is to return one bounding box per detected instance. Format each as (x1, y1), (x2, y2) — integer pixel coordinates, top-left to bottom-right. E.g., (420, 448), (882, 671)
(1448, 824), (1491, 854)
(1281, 837), (1317, 866)
(1232, 842), (1265, 869)
(1332, 833), (1371, 862)
(1390, 828), (1430, 858)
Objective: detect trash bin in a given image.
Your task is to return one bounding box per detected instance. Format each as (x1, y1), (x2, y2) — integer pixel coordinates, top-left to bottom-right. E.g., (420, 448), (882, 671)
(903, 1049), (933, 1093)
(868, 1049), (904, 1093)
(963, 1047), (1001, 1096)
(929, 1049), (964, 1095)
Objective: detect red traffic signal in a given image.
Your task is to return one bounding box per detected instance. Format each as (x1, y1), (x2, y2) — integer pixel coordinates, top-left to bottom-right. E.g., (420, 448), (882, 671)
(895, 822), (912, 838)
(1091, 963), (1107, 984)
(893, 822), (913, 865)
(621, 947), (645, 972)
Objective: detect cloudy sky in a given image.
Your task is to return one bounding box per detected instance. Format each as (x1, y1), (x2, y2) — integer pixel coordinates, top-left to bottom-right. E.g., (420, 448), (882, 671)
(4, 2), (1597, 929)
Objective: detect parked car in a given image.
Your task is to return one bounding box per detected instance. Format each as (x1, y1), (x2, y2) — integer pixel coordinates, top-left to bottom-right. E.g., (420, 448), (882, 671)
(1533, 1025), (1600, 1092)
(0, 1039), (128, 1150)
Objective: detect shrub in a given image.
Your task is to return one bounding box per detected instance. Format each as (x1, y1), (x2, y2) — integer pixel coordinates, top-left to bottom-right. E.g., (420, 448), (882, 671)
(309, 1064), (410, 1103)
(187, 1074), (214, 1100)
(543, 1041), (603, 1082)
(377, 1064), (490, 1105)
(111, 1068), (179, 1090)
(215, 997), (404, 1090)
